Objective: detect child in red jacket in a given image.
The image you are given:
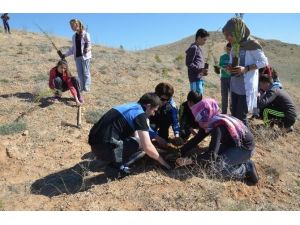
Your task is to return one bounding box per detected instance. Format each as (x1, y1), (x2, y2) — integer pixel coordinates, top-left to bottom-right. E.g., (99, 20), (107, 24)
(49, 59), (83, 106)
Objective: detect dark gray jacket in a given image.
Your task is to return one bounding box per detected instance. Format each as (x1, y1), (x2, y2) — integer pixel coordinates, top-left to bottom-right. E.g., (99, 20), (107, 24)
(185, 43), (205, 83)
(258, 87), (297, 120)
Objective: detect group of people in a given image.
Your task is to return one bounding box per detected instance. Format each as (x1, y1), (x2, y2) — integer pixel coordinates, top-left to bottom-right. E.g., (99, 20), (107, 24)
(47, 17), (297, 185)
(49, 19), (92, 105)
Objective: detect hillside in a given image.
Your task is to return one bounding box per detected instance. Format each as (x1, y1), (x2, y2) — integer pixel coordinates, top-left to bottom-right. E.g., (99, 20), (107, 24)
(0, 29), (299, 210)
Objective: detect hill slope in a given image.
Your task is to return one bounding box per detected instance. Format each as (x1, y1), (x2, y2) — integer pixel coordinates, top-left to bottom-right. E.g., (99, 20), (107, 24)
(0, 29), (299, 210)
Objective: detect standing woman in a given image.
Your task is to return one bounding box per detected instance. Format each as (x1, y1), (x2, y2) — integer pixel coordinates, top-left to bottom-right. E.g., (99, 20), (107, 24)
(62, 19), (92, 92)
(222, 18), (268, 127)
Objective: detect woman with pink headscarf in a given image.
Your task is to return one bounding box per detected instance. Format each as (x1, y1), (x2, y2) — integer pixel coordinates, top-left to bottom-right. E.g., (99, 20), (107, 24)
(178, 98), (259, 185)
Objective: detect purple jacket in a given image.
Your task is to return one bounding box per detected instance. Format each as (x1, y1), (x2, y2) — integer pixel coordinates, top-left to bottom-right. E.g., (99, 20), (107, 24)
(185, 43), (205, 82)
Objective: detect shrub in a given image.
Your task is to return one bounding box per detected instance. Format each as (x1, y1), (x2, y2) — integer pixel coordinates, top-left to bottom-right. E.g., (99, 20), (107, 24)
(32, 83), (53, 102)
(174, 54), (184, 70)
(162, 67), (171, 78)
(0, 121), (27, 136)
(0, 79), (9, 83)
(174, 54), (184, 63)
(155, 54), (162, 63)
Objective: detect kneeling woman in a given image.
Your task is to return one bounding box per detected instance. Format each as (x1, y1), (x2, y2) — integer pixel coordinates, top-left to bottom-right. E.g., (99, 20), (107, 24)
(48, 59), (83, 106)
(178, 98), (259, 184)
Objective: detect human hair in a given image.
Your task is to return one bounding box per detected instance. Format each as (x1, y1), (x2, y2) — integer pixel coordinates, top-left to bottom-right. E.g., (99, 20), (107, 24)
(56, 59), (71, 76)
(69, 19), (85, 34)
(154, 82), (174, 98)
(259, 74), (273, 84)
(138, 93), (161, 108)
(187, 91), (202, 104)
(226, 42), (232, 48)
(195, 28), (209, 40)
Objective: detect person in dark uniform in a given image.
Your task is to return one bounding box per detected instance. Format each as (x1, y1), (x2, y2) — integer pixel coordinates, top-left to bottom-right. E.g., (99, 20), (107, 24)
(88, 93), (171, 177)
(258, 74), (297, 132)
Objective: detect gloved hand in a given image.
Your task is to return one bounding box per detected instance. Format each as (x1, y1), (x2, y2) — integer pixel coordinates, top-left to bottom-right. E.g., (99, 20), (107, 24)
(57, 50), (65, 59)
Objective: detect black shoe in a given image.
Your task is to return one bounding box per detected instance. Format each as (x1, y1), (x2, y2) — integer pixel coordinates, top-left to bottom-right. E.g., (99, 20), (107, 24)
(245, 160), (259, 185)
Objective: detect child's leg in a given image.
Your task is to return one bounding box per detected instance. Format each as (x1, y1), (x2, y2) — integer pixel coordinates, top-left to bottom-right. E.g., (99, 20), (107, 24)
(75, 57), (85, 92)
(190, 80), (205, 95)
(263, 108), (285, 127)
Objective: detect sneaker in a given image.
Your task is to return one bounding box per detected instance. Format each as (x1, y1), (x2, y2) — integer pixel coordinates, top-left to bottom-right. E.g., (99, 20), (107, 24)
(245, 160), (259, 185)
(118, 165), (131, 178)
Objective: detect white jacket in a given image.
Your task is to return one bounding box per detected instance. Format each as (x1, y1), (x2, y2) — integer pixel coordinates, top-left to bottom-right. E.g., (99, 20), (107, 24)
(230, 49), (268, 113)
(65, 30), (92, 60)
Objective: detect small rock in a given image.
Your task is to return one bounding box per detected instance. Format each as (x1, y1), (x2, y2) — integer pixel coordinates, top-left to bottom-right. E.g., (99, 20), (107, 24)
(22, 130), (29, 136)
(70, 130), (81, 139)
(65, 138), (73, 144)
(6, 146), (22, 160)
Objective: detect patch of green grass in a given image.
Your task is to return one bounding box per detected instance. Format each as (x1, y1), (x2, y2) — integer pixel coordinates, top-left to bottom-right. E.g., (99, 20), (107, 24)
(155, 54), (162, 63)
(85, 109), (107, 124)
(295, 180), (300, 186)
(174, 54), (184, 64)
(162, 67), (171, 78)
(176, 78), (184, 83)
(131, 66), (137, 71)
(33, 87), (53, 102)
(0, 121), (27, 136)
(0, 78), (9, 83)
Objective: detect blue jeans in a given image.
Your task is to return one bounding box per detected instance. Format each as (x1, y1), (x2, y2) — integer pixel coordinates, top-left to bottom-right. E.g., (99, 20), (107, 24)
(190, 80), (205, 95)
(3, 20), (10, 33)
(75, 57), (91, 92)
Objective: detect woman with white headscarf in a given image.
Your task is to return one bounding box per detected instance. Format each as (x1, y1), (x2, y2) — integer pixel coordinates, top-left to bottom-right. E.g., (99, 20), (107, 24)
(222, 17), (268, 127)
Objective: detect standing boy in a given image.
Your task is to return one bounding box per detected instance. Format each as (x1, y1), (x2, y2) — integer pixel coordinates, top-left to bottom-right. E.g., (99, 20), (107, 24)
(185, 28), (209, 95)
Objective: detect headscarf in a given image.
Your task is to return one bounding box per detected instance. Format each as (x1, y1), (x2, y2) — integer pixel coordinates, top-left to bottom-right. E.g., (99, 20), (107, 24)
(191, 98), (247, 146)
(222, 17), (262, 51)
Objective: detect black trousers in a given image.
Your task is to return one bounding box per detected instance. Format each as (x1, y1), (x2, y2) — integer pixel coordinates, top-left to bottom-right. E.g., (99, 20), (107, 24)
(231, 92), (249, 127)
(3, 21), (10, 33)
(54, 76), (81, 100)
(91, 137), (140, 166)
(150, 114), (172, 140)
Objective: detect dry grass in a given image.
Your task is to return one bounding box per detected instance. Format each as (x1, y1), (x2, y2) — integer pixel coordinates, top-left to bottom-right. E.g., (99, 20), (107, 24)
(0, 29), (299, 210)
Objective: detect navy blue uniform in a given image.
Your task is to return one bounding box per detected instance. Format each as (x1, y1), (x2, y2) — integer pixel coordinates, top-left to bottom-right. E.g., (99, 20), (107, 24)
(89, 102), (149, 164)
